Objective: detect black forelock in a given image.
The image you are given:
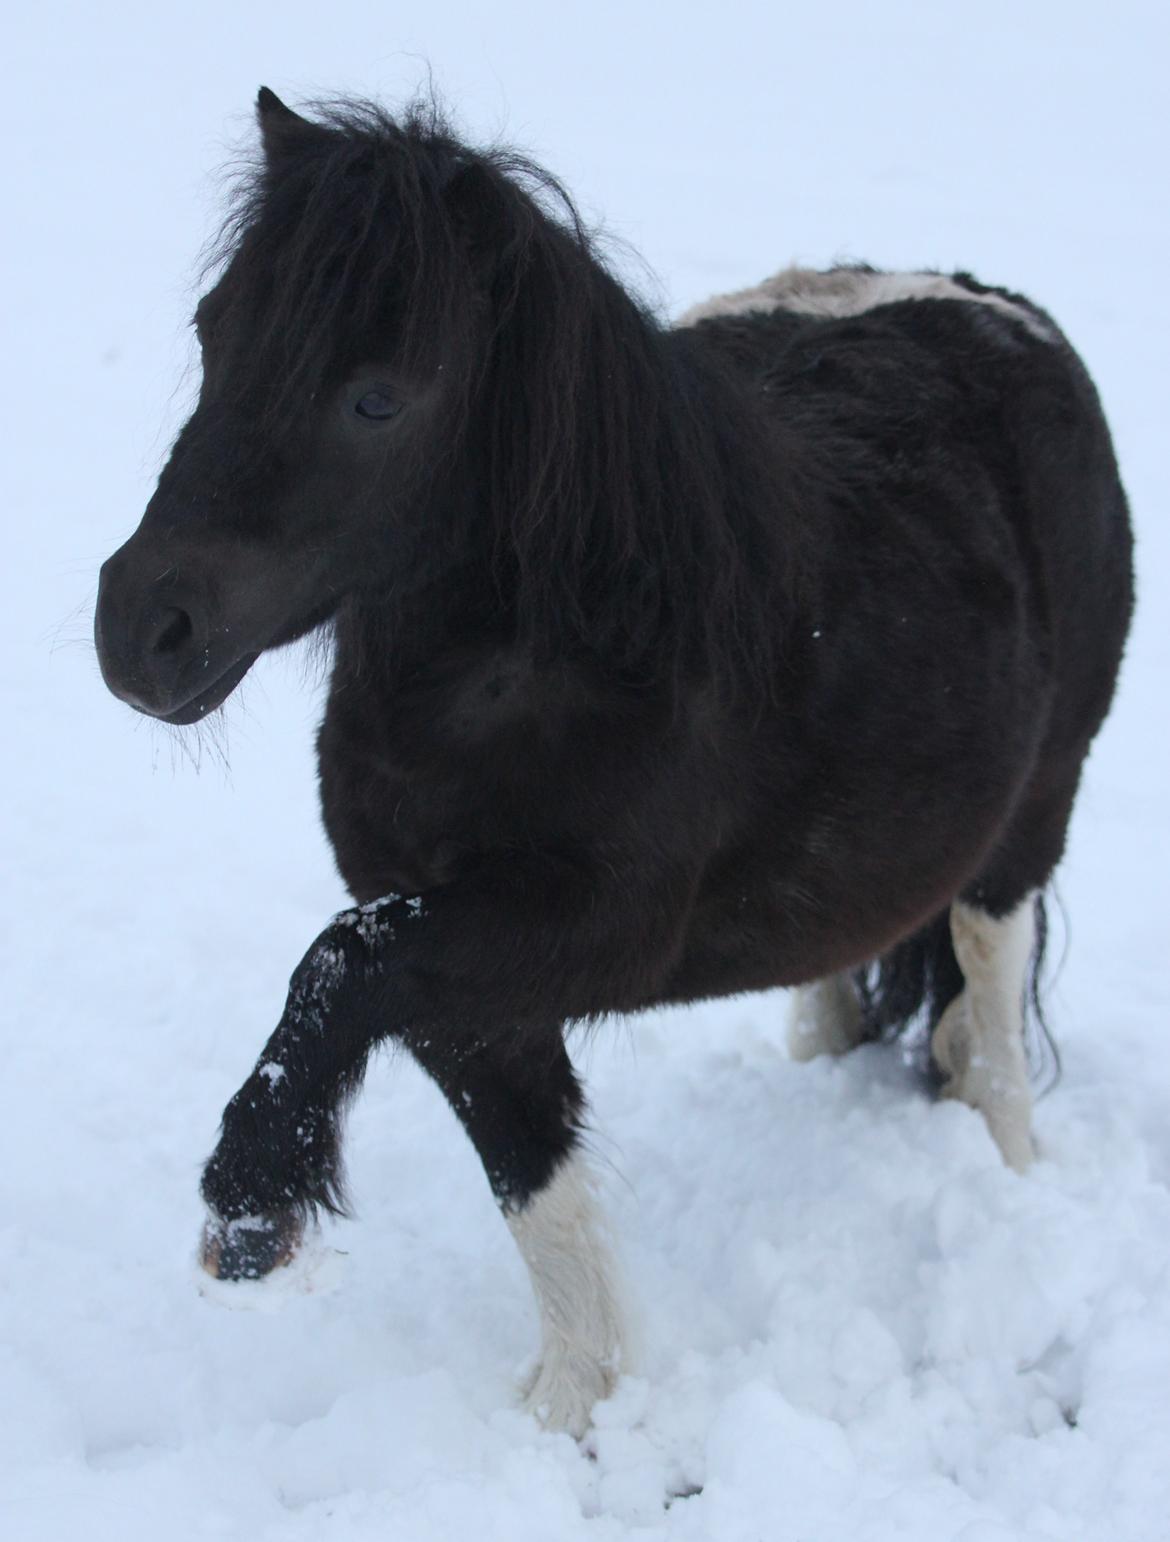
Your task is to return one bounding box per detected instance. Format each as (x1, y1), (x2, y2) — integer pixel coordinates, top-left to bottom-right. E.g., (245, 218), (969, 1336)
(201, 101), (467, 428)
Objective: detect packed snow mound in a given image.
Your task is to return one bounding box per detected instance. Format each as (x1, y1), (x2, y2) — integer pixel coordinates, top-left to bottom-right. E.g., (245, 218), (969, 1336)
(4, 1001), (1170, 1541)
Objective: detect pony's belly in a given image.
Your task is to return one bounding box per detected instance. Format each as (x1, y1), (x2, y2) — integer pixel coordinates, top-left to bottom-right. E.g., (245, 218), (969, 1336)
(669, 797), (1010, 1000)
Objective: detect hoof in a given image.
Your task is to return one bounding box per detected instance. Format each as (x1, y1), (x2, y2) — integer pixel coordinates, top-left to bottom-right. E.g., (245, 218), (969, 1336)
(519, 1352), (617, 1439)
(200, 1208), (303, 1282)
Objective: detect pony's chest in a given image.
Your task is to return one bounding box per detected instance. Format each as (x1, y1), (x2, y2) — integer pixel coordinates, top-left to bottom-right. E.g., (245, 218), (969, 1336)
(315, 653), (577, 901)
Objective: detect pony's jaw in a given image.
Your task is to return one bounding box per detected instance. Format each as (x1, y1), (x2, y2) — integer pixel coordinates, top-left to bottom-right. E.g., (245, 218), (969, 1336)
(152, 651), (261, 724)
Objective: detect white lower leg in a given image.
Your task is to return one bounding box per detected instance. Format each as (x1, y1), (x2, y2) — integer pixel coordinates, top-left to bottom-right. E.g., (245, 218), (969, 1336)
(932, 897), (1036, 1172)
(787, 971), (866, 1061)
(506, 1151), (625, 1437)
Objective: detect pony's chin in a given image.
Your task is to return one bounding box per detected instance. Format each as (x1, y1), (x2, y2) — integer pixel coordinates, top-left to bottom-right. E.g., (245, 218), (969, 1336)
(157, 651), (260, 725)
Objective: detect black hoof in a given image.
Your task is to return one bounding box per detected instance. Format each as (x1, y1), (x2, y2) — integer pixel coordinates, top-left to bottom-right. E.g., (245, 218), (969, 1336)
(200, 1208), (303, 1281)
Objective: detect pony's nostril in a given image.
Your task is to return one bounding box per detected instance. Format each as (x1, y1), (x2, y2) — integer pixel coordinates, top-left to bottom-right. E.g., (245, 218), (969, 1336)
(151, 607), (194, 656)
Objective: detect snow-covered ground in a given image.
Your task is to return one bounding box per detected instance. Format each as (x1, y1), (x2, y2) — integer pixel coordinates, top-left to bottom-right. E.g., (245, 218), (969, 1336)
(3, 3), (1168, 1538)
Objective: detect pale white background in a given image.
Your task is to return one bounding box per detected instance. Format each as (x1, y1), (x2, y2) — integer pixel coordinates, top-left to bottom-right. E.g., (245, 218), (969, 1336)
(2, 3), (1168, 1538)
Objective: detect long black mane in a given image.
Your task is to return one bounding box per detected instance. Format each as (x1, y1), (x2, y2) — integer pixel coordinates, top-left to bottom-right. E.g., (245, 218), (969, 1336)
(204, 98), (800, 694)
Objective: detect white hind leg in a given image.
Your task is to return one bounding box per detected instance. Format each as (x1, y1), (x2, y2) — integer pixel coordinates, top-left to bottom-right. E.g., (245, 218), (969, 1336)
(787, 971), (867, 1061)
(931, 897), (1035, 1171)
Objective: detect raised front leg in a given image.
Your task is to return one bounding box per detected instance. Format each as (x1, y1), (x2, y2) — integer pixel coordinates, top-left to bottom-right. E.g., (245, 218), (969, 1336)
(199, 902), (395, 1278)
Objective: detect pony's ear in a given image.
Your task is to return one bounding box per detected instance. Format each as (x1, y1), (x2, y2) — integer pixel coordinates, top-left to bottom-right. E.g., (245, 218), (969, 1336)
(256, 87), (322, 161)
(444, 160), (520, 283)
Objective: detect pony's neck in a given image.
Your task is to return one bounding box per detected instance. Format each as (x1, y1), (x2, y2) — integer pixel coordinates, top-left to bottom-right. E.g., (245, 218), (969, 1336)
(472, 223), (796, 694)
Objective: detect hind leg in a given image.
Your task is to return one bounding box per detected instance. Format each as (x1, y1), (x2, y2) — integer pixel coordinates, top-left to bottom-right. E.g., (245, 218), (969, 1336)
(932, 897), (1036, 1171)
(787, 972), (867, 1060)
(934, 758), (1089, 1170)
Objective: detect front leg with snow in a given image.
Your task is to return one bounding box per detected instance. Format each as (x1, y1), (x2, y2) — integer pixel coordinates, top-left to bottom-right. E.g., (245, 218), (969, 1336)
(198, 903), (396, 1279)
(197, 879), (660, 1432)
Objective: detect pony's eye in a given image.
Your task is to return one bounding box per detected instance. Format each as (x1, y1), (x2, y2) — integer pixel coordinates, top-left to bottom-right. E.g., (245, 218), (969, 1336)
(355, 388), (401, 421)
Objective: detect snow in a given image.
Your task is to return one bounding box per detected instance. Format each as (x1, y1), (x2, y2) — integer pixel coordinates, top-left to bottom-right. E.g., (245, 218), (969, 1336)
(3, 1), (1168, 1538)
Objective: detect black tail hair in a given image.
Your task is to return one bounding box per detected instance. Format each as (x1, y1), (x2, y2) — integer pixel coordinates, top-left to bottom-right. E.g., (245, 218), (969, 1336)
(853, 894), (1059, 1093)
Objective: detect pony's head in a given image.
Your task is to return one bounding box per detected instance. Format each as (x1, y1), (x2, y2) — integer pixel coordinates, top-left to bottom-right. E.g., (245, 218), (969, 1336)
(97, 89), (790, 723)
(95, 90), (507, 722)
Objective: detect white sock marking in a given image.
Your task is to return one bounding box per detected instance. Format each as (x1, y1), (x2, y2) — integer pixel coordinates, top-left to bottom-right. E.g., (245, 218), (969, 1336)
(787, 971), (866, 1061)
(506, 1152), (625, 1437)
(932, 897), (1036, 1171)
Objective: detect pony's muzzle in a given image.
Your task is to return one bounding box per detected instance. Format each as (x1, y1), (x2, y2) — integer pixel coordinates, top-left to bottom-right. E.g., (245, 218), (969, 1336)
(95, 541), (256, 723)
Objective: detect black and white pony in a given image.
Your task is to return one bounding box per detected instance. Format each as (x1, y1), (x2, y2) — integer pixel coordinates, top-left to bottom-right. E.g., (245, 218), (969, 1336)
(95, 90), (1133, 1435)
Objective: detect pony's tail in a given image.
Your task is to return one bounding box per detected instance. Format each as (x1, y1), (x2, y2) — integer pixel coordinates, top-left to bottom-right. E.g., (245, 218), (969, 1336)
(852, 894), (1058, 1091)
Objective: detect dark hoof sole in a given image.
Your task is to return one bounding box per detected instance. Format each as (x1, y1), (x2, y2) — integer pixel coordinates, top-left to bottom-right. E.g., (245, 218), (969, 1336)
(200, 1209), (303, 1281)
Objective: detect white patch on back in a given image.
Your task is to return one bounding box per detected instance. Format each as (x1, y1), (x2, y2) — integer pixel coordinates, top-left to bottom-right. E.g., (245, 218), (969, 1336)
(931, 896), (1037, 1172)
(506, 1152), (625, 1437)
(678, 265), (1054, 340)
